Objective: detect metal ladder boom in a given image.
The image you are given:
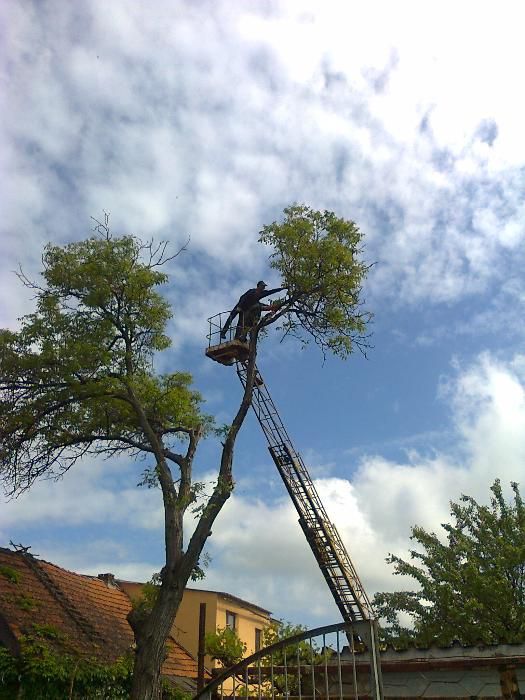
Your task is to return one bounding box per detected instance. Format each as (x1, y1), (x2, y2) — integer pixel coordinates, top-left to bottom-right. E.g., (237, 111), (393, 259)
(236, 361), (374, 623)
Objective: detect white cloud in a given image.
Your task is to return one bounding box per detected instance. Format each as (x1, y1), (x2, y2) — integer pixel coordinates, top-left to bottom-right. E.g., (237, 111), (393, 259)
(0, 456), (165, 533)
(2, 0), (525, 338)
(193, 352), (525, 622)
(447, 353), (525, 479)
(1, 351), (524, 624)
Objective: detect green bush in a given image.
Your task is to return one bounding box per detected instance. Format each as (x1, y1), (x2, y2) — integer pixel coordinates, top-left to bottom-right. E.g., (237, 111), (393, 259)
(0, 565), (21, 584)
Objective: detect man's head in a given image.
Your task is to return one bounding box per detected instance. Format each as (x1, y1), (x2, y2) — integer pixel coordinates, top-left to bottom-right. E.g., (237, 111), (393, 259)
(257, 280), (267, 290)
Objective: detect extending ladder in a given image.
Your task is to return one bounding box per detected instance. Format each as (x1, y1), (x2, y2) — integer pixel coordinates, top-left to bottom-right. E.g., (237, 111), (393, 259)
(236, 361), (374, 623)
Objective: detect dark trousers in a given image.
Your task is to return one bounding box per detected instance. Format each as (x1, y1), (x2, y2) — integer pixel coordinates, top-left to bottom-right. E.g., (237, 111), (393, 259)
(234, 306), (261, 341)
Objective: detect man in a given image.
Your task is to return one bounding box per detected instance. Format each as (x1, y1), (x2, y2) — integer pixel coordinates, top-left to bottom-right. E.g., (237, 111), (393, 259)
(220, 280), (286, 341)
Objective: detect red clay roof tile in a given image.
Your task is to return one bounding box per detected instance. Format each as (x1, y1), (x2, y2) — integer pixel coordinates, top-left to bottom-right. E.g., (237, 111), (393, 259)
(0, 547), (202, 682)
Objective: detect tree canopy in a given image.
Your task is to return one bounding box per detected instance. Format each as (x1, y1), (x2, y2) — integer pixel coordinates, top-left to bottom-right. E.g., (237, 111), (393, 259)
(0, 231), (207, 495)
(373, 480), (525, 646)
(0, 218), (253, 700)
(259, 204), (372, 357)
(0, 206), (372, 698)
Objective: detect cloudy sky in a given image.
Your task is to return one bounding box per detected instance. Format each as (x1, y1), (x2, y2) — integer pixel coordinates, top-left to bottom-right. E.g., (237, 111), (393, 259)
(2, 0), (525, 629)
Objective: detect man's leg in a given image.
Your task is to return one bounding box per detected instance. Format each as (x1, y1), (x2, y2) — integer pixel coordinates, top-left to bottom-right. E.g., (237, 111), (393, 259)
(234, 311), (248, 341)
(246, 307), (262, 342)
(221, 310), (238, 339)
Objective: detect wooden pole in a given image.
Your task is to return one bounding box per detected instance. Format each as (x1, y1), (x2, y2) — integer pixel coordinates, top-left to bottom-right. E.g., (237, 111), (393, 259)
(197, 602), (207, 692)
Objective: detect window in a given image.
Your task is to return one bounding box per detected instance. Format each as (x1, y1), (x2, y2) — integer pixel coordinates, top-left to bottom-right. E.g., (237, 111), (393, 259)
(226, 610), (236, 630)
(255, 628), (262, 652)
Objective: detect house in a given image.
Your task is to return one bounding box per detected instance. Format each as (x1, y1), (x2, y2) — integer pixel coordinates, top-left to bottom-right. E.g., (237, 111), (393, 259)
(119, 581), (273, 669)
(0, 547), (202, 693)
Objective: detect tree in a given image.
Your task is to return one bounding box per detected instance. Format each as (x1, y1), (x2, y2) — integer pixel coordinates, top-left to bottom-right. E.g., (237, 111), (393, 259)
(262, 620), (329, 696)
(373, 480), (525, 699)
(204, 627), (247, 668)
(258, 204), (372, 357)
(0, 207), (371, 699)
(262, 620), (321, 664)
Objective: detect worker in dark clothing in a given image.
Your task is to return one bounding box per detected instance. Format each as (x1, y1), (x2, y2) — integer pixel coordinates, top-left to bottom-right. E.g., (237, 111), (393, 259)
(220, 280), (286, 341)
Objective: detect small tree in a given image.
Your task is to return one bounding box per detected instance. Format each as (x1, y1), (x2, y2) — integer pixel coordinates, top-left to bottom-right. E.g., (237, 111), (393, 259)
(374, 480), (525, 699)
(262, 620), (328, 696)
(204, 627), (247, 668)
(0, 206), (371, 699)
(262, 620), (318, 663)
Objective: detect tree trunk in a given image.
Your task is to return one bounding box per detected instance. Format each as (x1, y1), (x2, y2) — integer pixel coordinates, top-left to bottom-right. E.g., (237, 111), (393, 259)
(128, 335), (259, 699)
(500, 666), (522, 700)
(128, 483), (187, 700)
(130, 579), (186, 700)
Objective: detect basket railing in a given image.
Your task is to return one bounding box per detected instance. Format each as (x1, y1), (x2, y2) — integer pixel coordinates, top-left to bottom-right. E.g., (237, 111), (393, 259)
(207, 311), (237, 347)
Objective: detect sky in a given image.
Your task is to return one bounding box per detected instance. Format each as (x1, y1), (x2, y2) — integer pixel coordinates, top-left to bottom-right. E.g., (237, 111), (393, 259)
(1, 0), (525, 630)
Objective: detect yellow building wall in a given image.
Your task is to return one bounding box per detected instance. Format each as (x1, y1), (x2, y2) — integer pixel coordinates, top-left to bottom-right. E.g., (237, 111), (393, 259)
(117, 582), (271, 671)
(172, 589), (219, 668)
(216, 596), (270, 657)
(117, 580), (144, 607)
(174, 590), (271, 668)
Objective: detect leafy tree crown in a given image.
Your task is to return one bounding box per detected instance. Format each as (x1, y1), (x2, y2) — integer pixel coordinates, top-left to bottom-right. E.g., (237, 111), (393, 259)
(204, 627), (247, 668)
(259, 204), (372, 357)
(0, 231), (209, 494)
(373, 480), (525, 646)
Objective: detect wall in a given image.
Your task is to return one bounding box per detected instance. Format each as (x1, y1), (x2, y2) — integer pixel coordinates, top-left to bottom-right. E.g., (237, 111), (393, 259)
(337, 643), (525, 698)
(172, 589), (219, 668)
(117, 582), (271, 671)
(335, 665), (525, 698)
(215, 594), (270, 657)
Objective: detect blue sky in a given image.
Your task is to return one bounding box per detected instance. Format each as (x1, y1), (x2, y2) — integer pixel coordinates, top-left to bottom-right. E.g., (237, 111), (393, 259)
(1, 0), (525, 628)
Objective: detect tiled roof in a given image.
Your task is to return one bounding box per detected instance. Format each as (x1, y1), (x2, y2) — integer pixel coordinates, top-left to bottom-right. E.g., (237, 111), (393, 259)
(0, 547), (91, 657)
(0, 547), (202, 682)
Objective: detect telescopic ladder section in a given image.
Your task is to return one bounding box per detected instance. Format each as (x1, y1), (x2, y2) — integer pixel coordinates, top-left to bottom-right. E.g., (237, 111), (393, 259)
(236, 361), (374, 623)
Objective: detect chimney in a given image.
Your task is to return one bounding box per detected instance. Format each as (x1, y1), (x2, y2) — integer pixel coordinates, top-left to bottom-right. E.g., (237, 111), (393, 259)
(98, 572), (117, 588)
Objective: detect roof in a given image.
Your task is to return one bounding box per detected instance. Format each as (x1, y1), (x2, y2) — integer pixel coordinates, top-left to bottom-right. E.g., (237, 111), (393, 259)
(338, 641), (525, 672)
(186, 587), (272, 616)
(116, 580), (272, 617)
(0, 547), (202, 684)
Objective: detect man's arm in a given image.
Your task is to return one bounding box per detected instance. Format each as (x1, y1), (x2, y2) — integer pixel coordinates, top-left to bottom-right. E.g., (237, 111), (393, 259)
(259, 286), (287, 299)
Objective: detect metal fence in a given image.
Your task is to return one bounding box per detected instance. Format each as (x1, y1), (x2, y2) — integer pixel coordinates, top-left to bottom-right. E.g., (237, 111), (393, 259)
(194, 621), (383, 700)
